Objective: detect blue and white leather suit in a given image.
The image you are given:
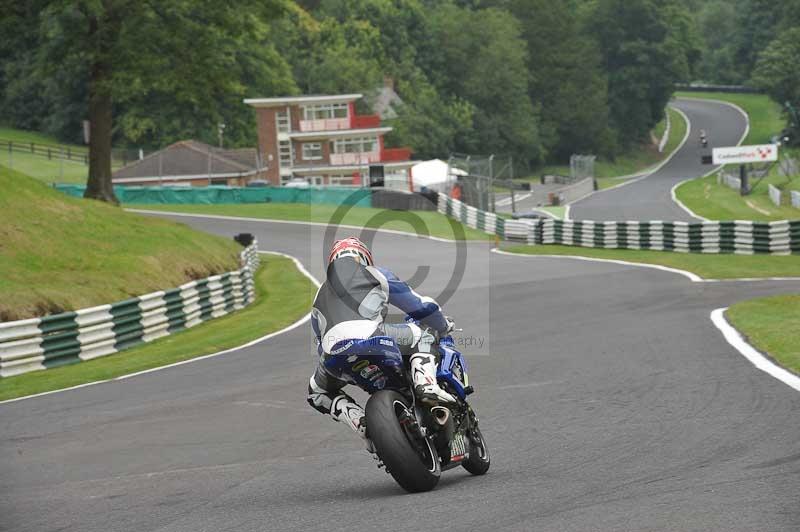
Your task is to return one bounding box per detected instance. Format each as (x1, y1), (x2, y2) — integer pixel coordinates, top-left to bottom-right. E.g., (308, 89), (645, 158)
(307, 257), (449, 420)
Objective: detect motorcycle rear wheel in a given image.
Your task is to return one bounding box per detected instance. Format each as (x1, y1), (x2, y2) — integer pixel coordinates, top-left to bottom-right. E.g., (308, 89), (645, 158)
(365, 390), (441, 492)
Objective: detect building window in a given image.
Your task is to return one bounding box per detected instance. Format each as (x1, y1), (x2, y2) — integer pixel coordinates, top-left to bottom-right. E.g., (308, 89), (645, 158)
(328, 174), (353, 185)
(332, 137), (378, 154)
(302, 142), (323, 160)
(303, 103), (348, 120)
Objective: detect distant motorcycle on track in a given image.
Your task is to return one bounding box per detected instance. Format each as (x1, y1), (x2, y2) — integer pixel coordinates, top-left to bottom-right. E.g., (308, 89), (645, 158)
(321, 316), (490, 492)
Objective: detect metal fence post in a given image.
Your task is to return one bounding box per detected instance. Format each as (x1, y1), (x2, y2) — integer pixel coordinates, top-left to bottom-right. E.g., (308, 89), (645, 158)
(740, 164), (748, 195)
(489, 154), (495, 213)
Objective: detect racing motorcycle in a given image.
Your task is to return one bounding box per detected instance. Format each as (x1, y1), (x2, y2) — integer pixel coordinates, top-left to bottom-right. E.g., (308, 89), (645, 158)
(322, 317), (490, 492)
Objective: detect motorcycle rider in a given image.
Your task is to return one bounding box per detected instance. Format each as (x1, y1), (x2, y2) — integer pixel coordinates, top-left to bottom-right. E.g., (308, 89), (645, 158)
(307, 237), (456, 449)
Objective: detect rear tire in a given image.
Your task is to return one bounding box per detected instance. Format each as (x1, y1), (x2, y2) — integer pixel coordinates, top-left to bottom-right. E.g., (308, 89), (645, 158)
(462, 425), (490, 476)
(365, 390), (440, 492)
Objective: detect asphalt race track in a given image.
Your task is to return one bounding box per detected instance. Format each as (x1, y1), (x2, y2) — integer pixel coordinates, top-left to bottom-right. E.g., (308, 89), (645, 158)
(2, 100), (799, 532)
(571, 97), (748, 222)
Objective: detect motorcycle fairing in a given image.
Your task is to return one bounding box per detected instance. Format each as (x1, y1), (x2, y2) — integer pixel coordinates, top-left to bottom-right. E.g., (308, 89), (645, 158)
(323, 336), (408, 393)
(436, 337), (469, 400)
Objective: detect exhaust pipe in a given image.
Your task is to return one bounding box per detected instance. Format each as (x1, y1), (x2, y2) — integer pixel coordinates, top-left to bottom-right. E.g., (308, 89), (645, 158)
(431, 406), (451, 426)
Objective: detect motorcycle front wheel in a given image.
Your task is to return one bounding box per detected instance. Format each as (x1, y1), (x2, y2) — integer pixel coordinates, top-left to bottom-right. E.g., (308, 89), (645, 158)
(462, 424), (491, 475)
(365, 390), (441, 492)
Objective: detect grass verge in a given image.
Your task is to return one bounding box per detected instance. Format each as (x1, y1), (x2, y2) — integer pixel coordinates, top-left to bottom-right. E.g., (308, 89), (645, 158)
(127, 203), (494, 241)
(502, 244), (800, 280)
(0, 256), (315, 401)
(675, 91), (784, 145)
(0, 166), (242, 320)
(672, 92), (796, 221)
(727, 294), (800, 375)
(675, 173), (799, 221)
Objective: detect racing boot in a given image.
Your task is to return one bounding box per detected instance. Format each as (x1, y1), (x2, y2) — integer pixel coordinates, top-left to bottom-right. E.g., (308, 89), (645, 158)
(330, 394), (376, 455)
(410, 353), (457, 405)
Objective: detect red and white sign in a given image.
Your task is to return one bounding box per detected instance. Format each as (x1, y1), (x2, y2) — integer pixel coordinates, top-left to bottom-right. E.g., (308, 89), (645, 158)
(712, 144), (778, 165)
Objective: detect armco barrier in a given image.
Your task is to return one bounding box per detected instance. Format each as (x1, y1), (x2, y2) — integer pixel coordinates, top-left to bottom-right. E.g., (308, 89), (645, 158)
(437, 192), (532, 241)
(768, 184), (781, 207)
(527, 219), (799, 254)
(55, 184), (372, 207)
(438, 193), (800, 255)
(0, 243), (260, 378)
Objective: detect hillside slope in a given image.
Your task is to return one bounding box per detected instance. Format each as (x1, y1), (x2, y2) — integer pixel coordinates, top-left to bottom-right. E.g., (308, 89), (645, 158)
(0, 166), (241, 320)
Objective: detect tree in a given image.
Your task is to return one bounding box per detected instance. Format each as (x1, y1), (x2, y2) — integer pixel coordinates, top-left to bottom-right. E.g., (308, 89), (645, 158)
(751, 27), (800, 110)
(387, 78), (475, 160)
(694, 0), (741, 84)
(32, 0), (290, 203)
(586, 0), (694, 148)
(426, 5), (542, 165)
(502, 0), (614, 160)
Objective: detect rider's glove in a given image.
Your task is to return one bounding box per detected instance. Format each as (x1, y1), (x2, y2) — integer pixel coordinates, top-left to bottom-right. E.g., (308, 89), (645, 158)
(444, 316), (456, 335)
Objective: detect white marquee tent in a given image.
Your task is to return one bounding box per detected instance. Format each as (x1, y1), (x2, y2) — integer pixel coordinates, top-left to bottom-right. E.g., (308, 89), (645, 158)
(410, 159), (466, 193)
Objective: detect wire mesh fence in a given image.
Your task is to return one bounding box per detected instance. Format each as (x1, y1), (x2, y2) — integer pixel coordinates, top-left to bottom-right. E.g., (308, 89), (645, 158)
(446, 153), (514, 212)
(569, 154), (596, 181)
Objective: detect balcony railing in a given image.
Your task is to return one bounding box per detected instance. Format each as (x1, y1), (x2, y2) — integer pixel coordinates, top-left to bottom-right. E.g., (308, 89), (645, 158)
(351, 114), (381, 129)
(298, 118), (350, 132)
(381, 147), (412, 162)
(330, 152), (381, 165)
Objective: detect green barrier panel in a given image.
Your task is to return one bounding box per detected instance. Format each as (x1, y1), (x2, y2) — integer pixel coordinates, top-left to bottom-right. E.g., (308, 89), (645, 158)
(54, 184), (372, 207)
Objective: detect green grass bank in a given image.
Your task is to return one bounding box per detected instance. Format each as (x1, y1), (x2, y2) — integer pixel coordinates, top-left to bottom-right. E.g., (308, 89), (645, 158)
(675, 172), (799, 222)
(0, 166), (242, 320)
(727, 294), (800, 375)
(0, 256), (315, 401)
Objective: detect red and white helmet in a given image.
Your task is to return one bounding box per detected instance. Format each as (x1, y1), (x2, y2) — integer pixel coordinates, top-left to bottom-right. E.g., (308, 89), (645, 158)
(328, 237), (374, 266)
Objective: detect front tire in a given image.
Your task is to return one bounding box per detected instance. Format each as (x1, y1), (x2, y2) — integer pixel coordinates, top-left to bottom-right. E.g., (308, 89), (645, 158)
(462, 424), (490, 475)
(365, 390), (440, 492)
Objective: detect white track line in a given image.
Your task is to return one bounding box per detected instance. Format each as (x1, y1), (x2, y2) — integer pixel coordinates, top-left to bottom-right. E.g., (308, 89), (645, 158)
(491, 247), (701, 281)
(0, 251), (322, 405)
(710, 308), (800, 392)
(127, 209), (458, 243)
(496, 192), (532, 207)
(670, 178), (709, 221)
(490, 248), (800, 284)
